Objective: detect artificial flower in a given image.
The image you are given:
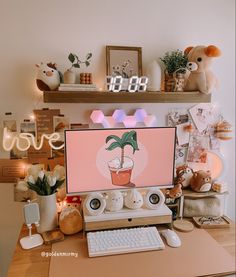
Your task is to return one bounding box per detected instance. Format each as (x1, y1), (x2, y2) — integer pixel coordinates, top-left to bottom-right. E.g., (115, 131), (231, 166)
(47, 175), (57, 187)
(28, 175), (35, 184)
(38, 170), (45, 180)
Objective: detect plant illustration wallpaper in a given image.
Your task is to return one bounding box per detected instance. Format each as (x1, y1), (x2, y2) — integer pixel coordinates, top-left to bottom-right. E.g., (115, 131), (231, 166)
(65, 128), (176, 193)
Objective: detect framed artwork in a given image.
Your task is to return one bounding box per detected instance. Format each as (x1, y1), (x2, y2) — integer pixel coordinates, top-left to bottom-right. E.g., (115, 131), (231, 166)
(106, 45), (142, 78)
(53, 116), (70, 133)
(33, 109), (60, 141)
(20, 122), (36, 136)
(0, 159), (27, 182)
(3, 119), (17, 132)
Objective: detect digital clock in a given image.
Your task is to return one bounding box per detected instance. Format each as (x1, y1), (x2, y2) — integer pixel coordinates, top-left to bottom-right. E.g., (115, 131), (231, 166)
(106, 76), (148, 92)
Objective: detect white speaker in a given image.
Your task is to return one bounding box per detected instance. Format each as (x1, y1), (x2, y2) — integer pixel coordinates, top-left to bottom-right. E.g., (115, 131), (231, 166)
(84, 192), (106, 216)
(143, 189), (165, 209)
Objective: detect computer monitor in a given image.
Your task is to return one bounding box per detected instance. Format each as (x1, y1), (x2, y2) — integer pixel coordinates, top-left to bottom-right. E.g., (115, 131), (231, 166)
(65, 127), (176, 195)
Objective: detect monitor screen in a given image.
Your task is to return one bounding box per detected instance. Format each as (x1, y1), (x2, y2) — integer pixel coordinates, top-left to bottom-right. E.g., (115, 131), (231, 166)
(65, 127), (176, 194)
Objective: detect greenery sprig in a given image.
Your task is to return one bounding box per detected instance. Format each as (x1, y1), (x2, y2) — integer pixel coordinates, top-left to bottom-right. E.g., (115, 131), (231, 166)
(68, 52), (92, 70)
(160, 49), (188, 75)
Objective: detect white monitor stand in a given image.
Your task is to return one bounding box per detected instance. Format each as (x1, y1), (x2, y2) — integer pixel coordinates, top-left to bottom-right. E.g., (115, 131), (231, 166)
(83, 202), (172, 232)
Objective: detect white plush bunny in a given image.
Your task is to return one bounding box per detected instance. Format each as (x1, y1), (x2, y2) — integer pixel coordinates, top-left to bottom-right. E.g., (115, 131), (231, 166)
(105, 190), (124, 212)
(124, 189), (143, 209)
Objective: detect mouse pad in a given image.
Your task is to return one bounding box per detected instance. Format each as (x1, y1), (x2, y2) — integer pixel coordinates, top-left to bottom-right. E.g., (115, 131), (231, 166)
(49, 228), (235, 277)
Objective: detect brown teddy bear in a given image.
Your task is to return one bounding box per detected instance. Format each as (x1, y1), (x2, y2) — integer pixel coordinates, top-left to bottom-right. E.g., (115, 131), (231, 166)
(190, 170), (212, 192)
(184, 45), (221, 94)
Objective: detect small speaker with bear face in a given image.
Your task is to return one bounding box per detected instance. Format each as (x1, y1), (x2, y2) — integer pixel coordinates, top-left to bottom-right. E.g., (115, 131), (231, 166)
(84, 192), (106, 216)
(143, 188), (165, 209)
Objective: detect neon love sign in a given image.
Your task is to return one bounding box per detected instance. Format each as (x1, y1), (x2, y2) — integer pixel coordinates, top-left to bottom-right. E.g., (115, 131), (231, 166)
(2, 127), (64, 151)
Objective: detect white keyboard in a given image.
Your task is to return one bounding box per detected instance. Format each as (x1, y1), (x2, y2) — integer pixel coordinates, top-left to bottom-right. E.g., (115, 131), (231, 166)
(87, 227), (165, 257)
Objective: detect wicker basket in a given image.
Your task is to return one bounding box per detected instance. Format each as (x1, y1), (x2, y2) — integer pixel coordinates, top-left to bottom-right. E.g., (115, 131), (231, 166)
(164, 71), (175, 92)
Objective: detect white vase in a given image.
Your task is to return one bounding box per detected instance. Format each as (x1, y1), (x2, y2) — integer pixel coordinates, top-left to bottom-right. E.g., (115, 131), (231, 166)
(63, 69), (76, 84)
(37, 193), (58, 233)
(146, 60), (161, 91)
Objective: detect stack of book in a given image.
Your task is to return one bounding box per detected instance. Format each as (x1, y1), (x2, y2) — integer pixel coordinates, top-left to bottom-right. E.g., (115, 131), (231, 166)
(58, 83), (97, 91)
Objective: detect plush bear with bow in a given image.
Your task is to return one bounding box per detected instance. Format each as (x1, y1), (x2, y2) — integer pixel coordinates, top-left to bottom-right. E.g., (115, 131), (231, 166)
(184, 45), (221, 94)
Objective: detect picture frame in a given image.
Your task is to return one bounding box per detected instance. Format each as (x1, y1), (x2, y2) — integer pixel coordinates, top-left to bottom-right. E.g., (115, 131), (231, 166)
(106, 45), (142, 78)
(20, 121), (36, 136)
(3, 119), (17, 132)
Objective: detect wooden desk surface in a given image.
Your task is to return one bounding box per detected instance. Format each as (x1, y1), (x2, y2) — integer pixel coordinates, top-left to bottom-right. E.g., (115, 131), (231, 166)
(8, 223), (235, 277)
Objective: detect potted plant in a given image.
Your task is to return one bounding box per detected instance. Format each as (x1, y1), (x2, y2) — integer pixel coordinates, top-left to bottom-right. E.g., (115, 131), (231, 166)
(160, 49), (188, 91)
(105, 130), (139, 186)
(64, 52), (92, 84)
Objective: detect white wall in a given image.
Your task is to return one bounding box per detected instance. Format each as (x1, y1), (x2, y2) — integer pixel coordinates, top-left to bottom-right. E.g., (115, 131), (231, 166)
(0, 0), (235, 275)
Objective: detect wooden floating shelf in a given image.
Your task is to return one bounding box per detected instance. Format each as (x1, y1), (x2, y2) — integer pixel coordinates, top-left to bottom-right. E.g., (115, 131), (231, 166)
(43, 90), (211, 103)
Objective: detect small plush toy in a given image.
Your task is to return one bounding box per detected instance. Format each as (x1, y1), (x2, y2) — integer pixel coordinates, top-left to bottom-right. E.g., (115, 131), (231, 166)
(65, 196), (81, 209)
(124, 189), (143, 209)
(190, 170), (212, 192)
(175, 165), (194, 188)
(166, 183), (182, 199)
(59, 206), (83, 235)
(184, 45), (221, 94)
(35, 62), (60, 91)
(105, 190), (124, 212)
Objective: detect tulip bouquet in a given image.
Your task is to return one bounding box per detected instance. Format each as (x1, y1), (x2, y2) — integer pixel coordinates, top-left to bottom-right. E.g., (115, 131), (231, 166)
(17, 164), (65, 196)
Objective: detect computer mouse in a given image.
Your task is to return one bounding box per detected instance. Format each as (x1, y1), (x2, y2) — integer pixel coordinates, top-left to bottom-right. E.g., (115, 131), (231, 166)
(160, 229), (181, 248)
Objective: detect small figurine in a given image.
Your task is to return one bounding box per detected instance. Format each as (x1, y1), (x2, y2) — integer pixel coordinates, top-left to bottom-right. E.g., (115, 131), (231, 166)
(35, 62), (60, 91)
(175, 165), (194, 188)
(166, 183), (182, 199)
(124, 189), (143, 209)
(105, 190), (124, 212)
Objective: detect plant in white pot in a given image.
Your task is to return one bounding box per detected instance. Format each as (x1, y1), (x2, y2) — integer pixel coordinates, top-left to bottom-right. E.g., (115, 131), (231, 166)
(18, 165), (65, 233)
(64, 52), (92, 84)
(106, 130), (139, 187)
